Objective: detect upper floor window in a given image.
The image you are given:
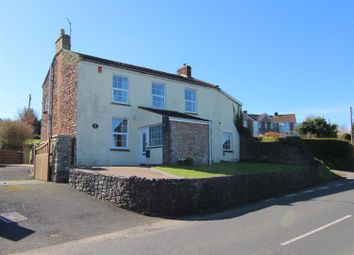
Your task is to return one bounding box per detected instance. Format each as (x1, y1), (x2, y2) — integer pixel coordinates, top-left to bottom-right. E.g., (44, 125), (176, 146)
(185, 88), (196, 113)
(152, 82), (165, 108)
(112, 118), (128, 149)
(112, 75), (128, 104)
(222, 132), (233, 151)
(149, 124), (163, 147)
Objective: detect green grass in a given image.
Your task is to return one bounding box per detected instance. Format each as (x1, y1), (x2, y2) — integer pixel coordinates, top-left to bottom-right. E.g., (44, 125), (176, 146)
(24, 139), (40, 145)
(260, 136), (279, 143)
(156, 162), (313, 179)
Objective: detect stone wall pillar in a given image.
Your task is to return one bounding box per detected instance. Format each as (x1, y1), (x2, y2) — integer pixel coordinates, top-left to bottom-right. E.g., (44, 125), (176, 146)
(50, 135), (73, 183)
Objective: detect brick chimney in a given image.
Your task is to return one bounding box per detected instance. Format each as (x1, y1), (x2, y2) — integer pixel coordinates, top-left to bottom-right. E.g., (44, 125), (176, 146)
(55, 29), (71, 54)
(177, 64), (192, 78)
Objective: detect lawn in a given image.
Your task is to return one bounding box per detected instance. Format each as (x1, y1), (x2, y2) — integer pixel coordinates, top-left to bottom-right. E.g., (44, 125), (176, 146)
(156, 162), (313, 179)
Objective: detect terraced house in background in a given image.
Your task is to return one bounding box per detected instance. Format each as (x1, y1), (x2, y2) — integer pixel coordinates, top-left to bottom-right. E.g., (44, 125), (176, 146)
(40, 30), (242, 166)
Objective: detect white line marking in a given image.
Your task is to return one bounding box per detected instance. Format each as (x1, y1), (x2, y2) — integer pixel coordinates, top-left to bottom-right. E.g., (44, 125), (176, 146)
(349, 181), (354, 184)
(303, 189), (314, 193)
(318, 186), (330, 190)
(285, 194), (297, 197)
(334, 183), (343, 187)
(281, 215), (352, 246)
(264, 198), (275, 202)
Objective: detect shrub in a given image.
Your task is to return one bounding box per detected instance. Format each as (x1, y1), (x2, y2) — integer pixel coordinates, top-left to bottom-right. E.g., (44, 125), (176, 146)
(340, 132), (351, 141)
(303, 138), (354, 171)
(297, 117), (337, 138)
(0, 120), (34, 150)
(177, 157), (194, 165)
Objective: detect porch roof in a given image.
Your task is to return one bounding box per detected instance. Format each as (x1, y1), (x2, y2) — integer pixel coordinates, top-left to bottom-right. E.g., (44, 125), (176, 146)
(138, 106), (209, 121)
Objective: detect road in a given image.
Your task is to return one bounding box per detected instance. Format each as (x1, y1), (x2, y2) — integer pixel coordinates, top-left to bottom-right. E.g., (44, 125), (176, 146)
(12, 172), (354, 255)
(0, 165), (33, 181)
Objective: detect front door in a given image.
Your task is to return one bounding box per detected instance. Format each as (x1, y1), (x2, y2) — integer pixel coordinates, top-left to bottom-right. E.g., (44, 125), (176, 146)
(139, 127), (149, 164)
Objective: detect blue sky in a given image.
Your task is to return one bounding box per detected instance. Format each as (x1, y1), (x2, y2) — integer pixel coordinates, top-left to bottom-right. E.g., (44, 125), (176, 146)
(0, 0), (353, 130)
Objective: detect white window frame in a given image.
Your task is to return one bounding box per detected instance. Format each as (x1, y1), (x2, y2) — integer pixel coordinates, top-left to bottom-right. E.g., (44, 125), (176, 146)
(185, 88), (197, 113)
(112, 75), (129, 104)
(151, 82), (165, 109)
(222, 131), (233, 152)
(112, 118), (129, 149)
(149, 124), (163, 148)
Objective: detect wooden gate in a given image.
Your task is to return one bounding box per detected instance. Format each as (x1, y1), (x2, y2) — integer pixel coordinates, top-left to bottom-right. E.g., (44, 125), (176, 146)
(34, 140), (50, 181)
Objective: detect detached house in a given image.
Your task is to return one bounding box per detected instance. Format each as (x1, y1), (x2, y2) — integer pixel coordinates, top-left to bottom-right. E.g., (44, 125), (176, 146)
(242, 111), (296, 136)
(40, 30), (242, 166)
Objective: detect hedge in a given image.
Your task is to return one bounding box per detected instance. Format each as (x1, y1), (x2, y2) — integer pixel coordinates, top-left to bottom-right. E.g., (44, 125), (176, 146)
(303, 139), (354, 171)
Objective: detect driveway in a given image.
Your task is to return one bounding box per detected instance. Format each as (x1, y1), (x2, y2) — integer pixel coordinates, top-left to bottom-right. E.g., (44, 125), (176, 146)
(0, 165), (33, 181)
(0, 181), (159, 255)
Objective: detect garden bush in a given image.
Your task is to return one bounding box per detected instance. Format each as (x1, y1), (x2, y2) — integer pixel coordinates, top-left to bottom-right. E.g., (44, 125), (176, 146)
(303, 138), (354, 171)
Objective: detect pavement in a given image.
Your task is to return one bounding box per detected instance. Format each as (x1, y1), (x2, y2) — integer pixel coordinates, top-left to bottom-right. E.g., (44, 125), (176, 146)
(8, 170), (354, 255)
(0, 165), (33, 181)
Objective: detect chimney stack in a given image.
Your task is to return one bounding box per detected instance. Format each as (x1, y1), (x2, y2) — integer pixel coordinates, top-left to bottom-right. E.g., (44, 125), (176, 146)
(55, 29), (71, 54)
(243, 110), (248, 114)
(177, 64), (192, 78)
(274, 112), (278, 116)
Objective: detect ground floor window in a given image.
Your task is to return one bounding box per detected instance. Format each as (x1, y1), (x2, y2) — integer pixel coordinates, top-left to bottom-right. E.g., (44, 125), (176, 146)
(222, 132), (232, 151)
(149, 124), (162, 147)
(112, 118), (128, 149)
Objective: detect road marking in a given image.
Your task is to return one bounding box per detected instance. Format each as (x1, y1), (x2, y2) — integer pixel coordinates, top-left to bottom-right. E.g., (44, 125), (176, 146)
(264, 198), (276, 202)
(334, 183), (344, 187)
(303, 189), (314, 193)
(349, 181), (354, 184)
(318, 186), (330, 190)
(281, 215), (352, 246)
(285, 194), (297, 198)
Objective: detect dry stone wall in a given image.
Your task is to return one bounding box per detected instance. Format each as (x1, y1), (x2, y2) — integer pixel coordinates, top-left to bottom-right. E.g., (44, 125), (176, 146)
(69, 167), (321, 217)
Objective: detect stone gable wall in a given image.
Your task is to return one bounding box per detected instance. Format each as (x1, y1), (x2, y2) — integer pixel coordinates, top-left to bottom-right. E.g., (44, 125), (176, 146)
(40, 50), (79, 141)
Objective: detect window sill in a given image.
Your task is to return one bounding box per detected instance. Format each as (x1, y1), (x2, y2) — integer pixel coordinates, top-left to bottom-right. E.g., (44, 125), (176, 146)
(111, 102), (131, 107)
(110, 148), (130, 152)
(185, 112), (198, 115)
(223, 150), (233, 153)
(147, 146), (162, 149)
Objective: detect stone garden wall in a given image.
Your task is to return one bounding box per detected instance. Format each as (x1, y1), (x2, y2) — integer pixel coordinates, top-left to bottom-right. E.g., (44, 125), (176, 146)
(69, 166), (321, 217)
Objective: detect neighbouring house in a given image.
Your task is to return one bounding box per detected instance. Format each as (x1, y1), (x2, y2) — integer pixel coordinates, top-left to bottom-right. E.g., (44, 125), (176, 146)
(40, 30), (242, 166)
(242, 111), (296, 136)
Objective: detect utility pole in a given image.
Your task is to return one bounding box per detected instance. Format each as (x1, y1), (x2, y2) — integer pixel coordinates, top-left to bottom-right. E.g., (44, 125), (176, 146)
(28, 94), (31, 109)
(350, 106), (353, 144)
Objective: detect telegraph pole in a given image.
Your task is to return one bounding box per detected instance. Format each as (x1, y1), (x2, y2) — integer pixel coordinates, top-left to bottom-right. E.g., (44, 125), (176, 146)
(28, 94), (31, 109)
(350, 106), (353, 144)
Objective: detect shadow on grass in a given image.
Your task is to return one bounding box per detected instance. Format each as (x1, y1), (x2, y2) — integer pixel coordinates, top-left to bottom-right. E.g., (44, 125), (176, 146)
(0, 221), (35, 241)
(178, 175), (352, 222)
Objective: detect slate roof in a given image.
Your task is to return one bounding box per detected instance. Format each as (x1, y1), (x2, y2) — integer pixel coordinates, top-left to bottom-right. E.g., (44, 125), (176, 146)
(138, 106), (209, 121)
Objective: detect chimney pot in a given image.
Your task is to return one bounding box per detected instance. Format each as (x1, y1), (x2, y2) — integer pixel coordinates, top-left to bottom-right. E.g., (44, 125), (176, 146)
(55, 29), (71, 54)
(177, 64), (192, 78)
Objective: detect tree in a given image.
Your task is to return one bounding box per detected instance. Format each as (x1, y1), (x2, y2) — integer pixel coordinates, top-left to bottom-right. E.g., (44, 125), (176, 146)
(0, 120), (33, 150)
(233, 106), (250, 136)
(297, 117), (338, 138)
(19, 107), (40, 136)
